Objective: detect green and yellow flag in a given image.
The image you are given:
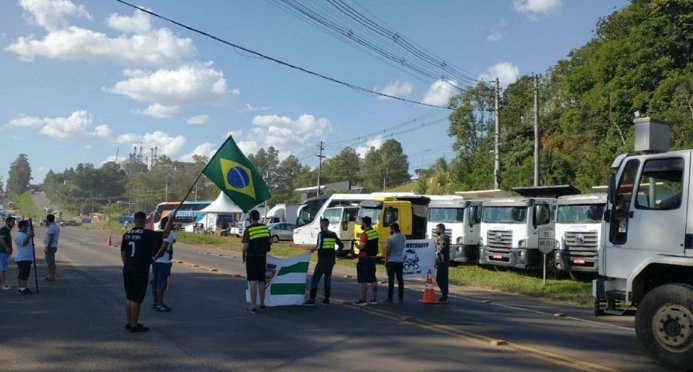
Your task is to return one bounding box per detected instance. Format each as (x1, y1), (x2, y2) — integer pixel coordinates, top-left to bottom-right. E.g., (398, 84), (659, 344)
(202, 136), (271, 212)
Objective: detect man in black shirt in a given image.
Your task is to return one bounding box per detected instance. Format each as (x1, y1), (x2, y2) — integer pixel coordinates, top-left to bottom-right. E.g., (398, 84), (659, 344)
(303, 218), (344, 306)
(121, 211), (172, 332)
(242, 210), (271, 313)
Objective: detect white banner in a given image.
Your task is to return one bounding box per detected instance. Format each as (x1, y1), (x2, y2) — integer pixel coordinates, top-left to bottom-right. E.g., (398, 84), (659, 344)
(245, 252), (311, 307)
(402, 239), (436, 279)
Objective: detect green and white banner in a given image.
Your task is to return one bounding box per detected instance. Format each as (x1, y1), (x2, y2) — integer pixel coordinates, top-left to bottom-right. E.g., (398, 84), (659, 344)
(245, 252), (310, 307)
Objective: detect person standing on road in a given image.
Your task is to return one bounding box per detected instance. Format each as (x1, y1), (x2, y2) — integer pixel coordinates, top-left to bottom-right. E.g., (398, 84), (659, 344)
(121, 211), (172, 333)
(15, 220), (35, 295)
(242, 210), (271, 313)
(434, 223), (450, 303)
(0, 216), (16, 290)
(151, 216), (176, 312)
(384, 222), (405, 303)
(43, 214), (60, 281)
(303, 218), (344, 306)
(353, 216), (379, 306)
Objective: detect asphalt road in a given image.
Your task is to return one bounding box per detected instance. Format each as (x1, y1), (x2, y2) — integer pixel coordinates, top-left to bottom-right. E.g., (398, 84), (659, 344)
(0, 195), (674, 372)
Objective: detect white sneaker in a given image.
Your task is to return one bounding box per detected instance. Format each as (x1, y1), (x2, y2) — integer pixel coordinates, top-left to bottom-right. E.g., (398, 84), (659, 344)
(1, 284), (11, 290)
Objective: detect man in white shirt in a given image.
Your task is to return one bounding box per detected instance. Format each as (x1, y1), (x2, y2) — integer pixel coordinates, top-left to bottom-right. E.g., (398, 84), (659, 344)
(15, 220), (35, 295)
(43, 214), (60, 281)
(152, 216), (176, 312)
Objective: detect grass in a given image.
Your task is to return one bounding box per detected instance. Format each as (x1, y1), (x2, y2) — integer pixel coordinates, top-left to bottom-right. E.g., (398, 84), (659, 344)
(12, 192), (44, 219)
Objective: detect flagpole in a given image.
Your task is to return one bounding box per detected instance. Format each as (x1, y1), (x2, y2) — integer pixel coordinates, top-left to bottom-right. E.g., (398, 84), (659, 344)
(28, 218), (39, 294)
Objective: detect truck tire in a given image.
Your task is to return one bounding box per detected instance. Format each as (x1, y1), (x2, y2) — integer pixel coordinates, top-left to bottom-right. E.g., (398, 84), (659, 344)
(635, 283), (693, 371)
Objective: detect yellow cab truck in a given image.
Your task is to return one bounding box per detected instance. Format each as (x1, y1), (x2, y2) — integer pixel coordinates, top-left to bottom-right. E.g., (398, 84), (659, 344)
(353, 195), (431, 257)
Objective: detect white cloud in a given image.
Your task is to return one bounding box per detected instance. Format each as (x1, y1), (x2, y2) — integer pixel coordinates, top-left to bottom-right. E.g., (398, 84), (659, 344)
(479, 62), (521, 87)
(114, 130), (187, 158)
(99, 155), (117, 165)
(85, 144), (92, 150)
(19, 0), (91, 32)
(513, 0), (561, 20)
(225, 130), (243, 139)
(487, 19), (508, 42)
(356, 135), (383, 158)
(180, 142), (216, 162)
(136, 103), (181, 119)
(106, 9), (151, 34)
(235, 114), (332, 157)
(6, 3), (194, 67)
(375, 80), (413, 100)
(422, 79), (458, 106)
(8, 110), (112, 141)
(186, 114), (209, 125)
(105, 62), (238, 107)
(8, 115), (43, 127)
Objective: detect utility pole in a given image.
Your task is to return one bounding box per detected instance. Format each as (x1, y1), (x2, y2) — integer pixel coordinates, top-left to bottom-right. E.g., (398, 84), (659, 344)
(316, 141), (325, 196)
(534, 74), (540, 187)
(494, 78), (501, 189)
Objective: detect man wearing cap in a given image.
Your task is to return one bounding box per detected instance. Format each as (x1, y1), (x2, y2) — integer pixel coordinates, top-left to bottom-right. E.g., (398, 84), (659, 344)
(0, 216), (16, 290)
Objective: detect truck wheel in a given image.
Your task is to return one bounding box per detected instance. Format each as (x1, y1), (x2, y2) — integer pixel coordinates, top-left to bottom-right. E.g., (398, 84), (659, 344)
(635, 283), (693, 371)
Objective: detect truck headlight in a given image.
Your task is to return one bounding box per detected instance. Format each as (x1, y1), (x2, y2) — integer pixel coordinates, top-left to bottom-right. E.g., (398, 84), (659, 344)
(518, 239), (526, 248)
(555, 239), (560, 249)
(457, 236), (463, 244)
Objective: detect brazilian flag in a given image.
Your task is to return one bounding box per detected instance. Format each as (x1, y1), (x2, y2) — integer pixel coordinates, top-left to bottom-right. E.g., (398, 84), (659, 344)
(202, 136), (271, 212)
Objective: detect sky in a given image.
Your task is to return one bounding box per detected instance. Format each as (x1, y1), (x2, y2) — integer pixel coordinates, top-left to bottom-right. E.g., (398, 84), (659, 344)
(0, 0), (628, 185)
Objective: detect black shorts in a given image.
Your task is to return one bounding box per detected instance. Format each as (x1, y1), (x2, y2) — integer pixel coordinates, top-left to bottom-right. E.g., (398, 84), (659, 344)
(123, 270), (149, 303)
(246, 256), (267, 282)
(357, 257), (377, 284)
(17, 261), (32, 281)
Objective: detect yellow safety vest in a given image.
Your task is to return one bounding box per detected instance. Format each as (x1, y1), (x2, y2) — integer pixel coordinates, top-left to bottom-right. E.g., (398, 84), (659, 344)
(364, 228), (379, 256)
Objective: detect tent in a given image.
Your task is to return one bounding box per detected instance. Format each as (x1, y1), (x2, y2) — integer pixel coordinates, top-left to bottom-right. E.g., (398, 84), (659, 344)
(200, 192), (243, 214)
(192, 192), (243, 232)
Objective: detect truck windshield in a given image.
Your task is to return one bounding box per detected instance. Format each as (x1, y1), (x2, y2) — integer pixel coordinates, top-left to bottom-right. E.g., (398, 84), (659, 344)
(557, 204), (605, 223)
(482, 206), (527, 224)
(356, 207), (381, 225)
(322, 208), (342, 225)
(428, 207), (465, 223)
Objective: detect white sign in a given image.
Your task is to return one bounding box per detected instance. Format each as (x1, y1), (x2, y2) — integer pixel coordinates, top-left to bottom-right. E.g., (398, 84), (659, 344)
(402, 239), (436, 279)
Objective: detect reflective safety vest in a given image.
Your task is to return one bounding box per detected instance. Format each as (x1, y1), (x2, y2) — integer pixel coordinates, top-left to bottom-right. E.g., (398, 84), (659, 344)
(247, 224), (270, 255)
(364, 228), (379, 257)
(322, 236), (336, 250)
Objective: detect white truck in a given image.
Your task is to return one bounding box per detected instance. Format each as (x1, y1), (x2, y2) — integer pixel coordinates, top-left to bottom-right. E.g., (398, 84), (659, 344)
(553, 193), (607, 277)
(264, 203), (301, 225)
(425, 195), (483, 264)
(592, 117), (693, 370)
(478, 186), (579, 270)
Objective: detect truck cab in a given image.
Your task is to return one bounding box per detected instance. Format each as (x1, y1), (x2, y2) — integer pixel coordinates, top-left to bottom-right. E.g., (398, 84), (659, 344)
(354, 195), (430, 257)
(321, 205), (359, 251)
(553, 193), (606, 275)
(426, 199), (483, 263)
(593, 117), (693, 370)
(479, 185), (580, 270)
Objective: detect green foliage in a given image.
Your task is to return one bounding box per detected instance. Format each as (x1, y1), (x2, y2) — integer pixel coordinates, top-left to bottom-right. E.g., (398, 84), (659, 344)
(448, 0), (693, 193)
(102, 203), (125, 222)
(8, 154), (32, 194)
(13, 192), (43, 220)
(362, 139), (410, 191)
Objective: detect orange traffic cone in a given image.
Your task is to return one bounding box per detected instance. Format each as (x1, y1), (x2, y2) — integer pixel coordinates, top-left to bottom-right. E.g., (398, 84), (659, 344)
(419, 268), (438, 304)
(106, 233), (113, 247)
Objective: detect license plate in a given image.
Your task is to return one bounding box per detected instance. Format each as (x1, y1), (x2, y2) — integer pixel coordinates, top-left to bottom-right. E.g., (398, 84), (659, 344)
(492, 253), (502, 260)
(573, 258), (585, 265)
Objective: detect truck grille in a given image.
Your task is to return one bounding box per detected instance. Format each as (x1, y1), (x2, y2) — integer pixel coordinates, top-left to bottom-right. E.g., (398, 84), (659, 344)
(487, 230), (512, 250)
(563, 231), (598, 268)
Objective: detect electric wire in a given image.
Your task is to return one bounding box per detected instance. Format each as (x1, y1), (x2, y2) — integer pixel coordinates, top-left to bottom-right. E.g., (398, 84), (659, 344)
(113, 0), (452, 109)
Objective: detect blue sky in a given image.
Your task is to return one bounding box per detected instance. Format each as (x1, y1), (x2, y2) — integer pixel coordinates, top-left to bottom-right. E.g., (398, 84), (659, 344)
(0, 0), (627, 184)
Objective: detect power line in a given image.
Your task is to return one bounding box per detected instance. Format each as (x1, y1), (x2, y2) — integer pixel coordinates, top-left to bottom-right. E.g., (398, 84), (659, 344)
(113, 0), (453, 110)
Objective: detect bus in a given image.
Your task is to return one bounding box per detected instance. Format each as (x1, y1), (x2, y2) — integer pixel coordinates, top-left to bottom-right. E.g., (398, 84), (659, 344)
(147, 201), (212, 230)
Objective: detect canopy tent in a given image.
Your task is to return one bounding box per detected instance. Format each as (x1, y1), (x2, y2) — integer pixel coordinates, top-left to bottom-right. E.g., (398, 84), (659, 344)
(200, 192), (243, 214)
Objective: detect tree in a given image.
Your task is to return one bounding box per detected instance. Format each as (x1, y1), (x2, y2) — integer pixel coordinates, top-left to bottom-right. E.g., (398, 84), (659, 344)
(271, 155), (303, 204)
(321, 147), (363, 186)
(361, 139), (410, 191)
(7, 154), (32, 195)
(102, 202), (125, 222)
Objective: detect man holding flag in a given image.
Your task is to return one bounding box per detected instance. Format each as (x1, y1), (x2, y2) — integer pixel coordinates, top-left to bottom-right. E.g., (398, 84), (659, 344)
(201, 135), (272, 312)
